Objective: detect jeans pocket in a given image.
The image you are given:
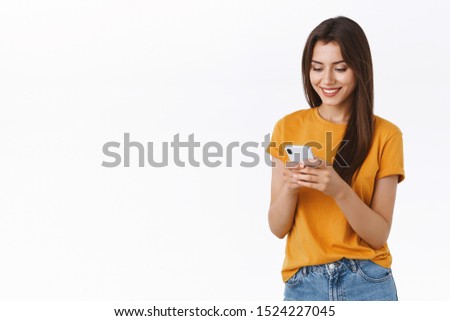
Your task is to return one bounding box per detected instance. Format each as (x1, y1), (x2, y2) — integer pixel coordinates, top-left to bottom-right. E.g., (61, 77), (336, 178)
(285, 268), (304, 287)
(356, 260), (392, 283)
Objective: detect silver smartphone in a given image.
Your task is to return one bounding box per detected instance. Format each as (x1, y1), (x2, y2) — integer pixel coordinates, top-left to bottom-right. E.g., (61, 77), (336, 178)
(284, 145), (322, 168)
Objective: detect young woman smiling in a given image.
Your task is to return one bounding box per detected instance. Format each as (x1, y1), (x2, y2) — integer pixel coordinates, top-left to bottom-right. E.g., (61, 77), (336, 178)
(267, 16), (405, 301)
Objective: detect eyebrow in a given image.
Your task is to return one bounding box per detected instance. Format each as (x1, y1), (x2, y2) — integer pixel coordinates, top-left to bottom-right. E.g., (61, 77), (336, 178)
(311, 60), (346, 65)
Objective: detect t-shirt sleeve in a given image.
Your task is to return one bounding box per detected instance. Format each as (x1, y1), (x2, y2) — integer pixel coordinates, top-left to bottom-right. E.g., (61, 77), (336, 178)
(375, 132), (405, 183)
(266, 119), (290, 164)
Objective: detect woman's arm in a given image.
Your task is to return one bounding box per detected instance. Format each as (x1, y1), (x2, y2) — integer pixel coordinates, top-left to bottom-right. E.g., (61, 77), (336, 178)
(334, 175), (398, 249)
(268, 157), (304, 239)
(296, 161), (399, 249)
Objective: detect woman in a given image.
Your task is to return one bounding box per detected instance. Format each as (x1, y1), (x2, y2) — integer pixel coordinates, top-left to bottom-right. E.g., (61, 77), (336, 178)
(267, 16), (405, 301)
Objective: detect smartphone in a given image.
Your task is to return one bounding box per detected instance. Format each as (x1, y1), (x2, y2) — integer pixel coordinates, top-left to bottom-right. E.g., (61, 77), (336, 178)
(284, 145), (322, 168)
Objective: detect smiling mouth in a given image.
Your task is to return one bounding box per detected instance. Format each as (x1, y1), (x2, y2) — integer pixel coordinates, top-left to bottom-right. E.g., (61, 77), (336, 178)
(320, 87), (341, 97)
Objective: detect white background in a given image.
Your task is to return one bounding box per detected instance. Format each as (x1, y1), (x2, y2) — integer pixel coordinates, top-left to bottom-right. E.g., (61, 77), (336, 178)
(1, 0), (449, 301)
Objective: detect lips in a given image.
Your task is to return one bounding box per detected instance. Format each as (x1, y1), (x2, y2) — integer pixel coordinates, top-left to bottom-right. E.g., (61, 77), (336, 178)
(321, 87), (341, 97)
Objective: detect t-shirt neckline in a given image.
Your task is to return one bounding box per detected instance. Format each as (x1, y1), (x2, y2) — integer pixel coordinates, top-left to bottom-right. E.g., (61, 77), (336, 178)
(312, 107), (348, 129)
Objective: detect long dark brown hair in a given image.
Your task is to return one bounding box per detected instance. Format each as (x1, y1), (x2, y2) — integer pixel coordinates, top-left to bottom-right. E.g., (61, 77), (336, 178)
(302, 16), (374, 185)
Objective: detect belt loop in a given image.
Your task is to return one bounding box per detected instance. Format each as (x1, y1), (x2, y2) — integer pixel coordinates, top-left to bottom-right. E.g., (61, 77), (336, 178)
(349, 259), (357, 272)
(302, 267), (307, 276)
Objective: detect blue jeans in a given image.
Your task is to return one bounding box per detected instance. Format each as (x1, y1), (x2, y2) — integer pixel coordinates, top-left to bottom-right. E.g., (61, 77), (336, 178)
(284, 258), (398, 301)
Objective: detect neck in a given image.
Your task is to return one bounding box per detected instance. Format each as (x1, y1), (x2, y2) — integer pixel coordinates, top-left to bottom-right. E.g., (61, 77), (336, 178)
(317, 104), (351, 124)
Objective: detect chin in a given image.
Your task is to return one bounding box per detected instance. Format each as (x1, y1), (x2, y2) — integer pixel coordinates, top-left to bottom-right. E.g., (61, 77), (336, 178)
(321, 98), (343, 106)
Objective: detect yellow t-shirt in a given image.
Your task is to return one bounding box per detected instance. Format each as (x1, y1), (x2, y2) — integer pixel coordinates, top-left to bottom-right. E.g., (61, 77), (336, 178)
(268, 107), (405, 282)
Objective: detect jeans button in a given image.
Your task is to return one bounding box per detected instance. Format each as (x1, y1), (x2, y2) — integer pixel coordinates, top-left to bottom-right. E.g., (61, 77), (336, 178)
(329, 263), (335, 270)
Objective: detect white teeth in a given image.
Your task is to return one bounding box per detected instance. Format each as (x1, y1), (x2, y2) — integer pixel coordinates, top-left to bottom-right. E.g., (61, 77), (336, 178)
(323, 88), (338, 94)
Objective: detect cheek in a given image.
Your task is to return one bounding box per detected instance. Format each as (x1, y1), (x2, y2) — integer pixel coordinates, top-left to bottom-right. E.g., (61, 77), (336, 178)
(309, 72), (320, 86)
(345, 77), (357, 94)
(341, 71), (356, 88)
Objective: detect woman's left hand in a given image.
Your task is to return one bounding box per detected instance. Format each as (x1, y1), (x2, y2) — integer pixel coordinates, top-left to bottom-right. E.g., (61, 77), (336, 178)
(296, 158), (349, 199)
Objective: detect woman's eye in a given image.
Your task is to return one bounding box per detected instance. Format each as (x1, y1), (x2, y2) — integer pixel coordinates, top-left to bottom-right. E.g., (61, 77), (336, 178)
(335, 68), (347, 72)
(312, 68), (323, 72)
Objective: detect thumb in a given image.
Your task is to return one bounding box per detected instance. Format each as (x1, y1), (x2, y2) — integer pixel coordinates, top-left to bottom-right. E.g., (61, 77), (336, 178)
(305, 157), (324, 168)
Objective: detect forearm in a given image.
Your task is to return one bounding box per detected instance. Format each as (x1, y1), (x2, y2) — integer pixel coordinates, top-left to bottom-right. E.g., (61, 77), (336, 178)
(334, 185), (390, 249)
(268, 184), (298, 239)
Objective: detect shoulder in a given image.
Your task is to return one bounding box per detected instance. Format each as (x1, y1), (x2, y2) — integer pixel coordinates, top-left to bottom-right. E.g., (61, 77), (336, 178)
(273, 108), (313, 128)
(373, 115), (403, 139)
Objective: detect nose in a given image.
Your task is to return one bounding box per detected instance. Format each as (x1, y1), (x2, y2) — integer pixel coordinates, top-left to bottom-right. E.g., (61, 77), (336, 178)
(323, 68), (335, 85)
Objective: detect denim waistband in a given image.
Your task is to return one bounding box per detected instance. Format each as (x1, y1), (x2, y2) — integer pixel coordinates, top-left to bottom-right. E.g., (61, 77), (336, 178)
(301, 258), (358, 276)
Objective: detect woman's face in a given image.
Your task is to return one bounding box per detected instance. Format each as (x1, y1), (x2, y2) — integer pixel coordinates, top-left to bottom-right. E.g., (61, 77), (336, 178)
(310, 41), (356, 110)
